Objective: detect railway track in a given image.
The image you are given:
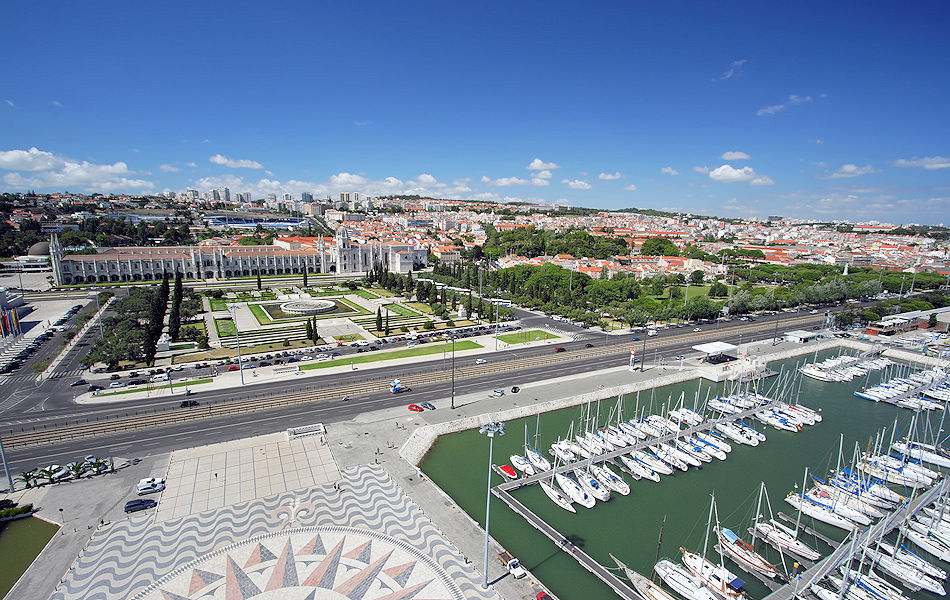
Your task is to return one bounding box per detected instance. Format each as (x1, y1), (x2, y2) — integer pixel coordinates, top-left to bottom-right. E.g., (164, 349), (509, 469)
(0, 314), (822, 449)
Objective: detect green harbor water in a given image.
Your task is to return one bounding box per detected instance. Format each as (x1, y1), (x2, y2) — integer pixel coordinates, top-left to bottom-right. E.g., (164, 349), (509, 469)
(0, 516), (60, 598)
(421, 349), (944, 600)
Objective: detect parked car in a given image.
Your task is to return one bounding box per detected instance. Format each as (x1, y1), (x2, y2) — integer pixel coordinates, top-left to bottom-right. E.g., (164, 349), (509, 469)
(511, 386), (520, 393)
(227, 365), (240, 372)
(70, 379), (87, 387)
(125, 499), (157, 513)
(492, 389), (505, 397)
(109, 374), (120, 380)
(584, 343), (594, 348)
(407, 404), (424, 412)
(87, 385), (103, 392)
(109, 381), (126, 388)
(180, 400), (199, 408)
(137, 481), (165, 495)
(258, 361), (272, 367)
(475, 358), (487, 365)
(420, 402), (436, 410)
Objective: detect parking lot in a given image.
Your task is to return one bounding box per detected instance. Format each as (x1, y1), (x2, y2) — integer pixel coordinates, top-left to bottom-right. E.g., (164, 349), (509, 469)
(0, 300), (91, 376)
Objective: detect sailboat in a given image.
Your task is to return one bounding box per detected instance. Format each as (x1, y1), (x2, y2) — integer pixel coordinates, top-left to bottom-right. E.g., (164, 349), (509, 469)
(538, 459), (576, 513)
(573, 465), (611, 502)
(618, 454), (661, 482)
(654, 559), (719, 600)
(509, 453), (534, 475)
(876, 540), (947, 581)
(715, 526), (781, 579)
(525, 416), (552, 472)
(554, 470), (595, 508)
(864, 543), (946, 595)
(589, 462), (630, 495)
(680, 494), (747, 600)
(611, 554), (684, 600)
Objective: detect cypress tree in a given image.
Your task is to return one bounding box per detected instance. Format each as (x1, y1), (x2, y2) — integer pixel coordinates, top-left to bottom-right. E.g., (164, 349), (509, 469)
(376, 307), (382, 331)
(303, 267), (308, 287)
(256, 273), (262, 290)
(385, 312), (390, 336)
(306, 319), (313, 341)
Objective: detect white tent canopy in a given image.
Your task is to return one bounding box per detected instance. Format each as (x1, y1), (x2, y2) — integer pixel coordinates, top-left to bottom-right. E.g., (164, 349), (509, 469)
(691, 341), (738, 355)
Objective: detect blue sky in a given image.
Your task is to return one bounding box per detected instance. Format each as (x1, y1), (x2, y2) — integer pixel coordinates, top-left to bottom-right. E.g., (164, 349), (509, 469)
(2, 2), (949, 223)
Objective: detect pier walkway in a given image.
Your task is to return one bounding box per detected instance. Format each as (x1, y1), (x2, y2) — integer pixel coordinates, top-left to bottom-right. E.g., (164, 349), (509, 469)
(491, 399), (781, 599)
(497, 399), (777, 491)
(763, 478), (948, 600)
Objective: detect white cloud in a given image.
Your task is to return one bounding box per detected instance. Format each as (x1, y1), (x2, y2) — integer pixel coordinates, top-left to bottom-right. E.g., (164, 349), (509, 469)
(201, 139), (210, 143)
(4, 100), (13, 107)
(414, 173), (437, 185)
(718, 59), (747, 81)
(531, 178), (550, 186)
(535, 169), (552, 179)
(709, 164), (773, 185)
(757, 104), (786, 116)
(661, 166), (679, 175)
(893, 156), (950, 170)
(354, 120), (372, 127)
(815, 139), (825, 145)
(2, 149), (153, 192)
(693, 166), (710, 174)
(159, 164), (181, 172)
(823, 164), (877, 179)
(186, 162), (198, 168)
(624, 184), (638, 191)
(493, 176), (529, 187)
(0, 147), (66, 171)
(52, 100), (63, 107)
(562, 178), (592, 190)
(598, 172), (622, 180)
(328, 172), (369, 187)
(209, 154), (265, 169)
(526, 158), (560, 171)
(720, 151), (750, 160)
(758, 94), (815, 116)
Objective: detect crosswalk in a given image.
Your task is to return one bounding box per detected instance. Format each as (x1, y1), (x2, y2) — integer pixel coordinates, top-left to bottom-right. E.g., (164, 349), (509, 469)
(47, 368), (85, 380)
(0, 373), (38, 385)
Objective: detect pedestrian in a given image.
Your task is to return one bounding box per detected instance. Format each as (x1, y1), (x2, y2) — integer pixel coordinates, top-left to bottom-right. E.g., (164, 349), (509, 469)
(214, 472), (217, 479)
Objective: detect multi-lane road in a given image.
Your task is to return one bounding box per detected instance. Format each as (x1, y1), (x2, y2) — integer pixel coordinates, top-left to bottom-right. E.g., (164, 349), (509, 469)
(1, 307), (827, 474)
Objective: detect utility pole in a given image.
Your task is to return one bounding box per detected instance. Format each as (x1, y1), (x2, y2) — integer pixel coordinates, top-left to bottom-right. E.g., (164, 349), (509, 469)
(229, 305), (245, 385)
(450, 337), (456, 409)
(0, 434), (13, 492)
(94, 292), (104, 340)
(640, 336), (647, 371)
(479, 421), (505, 589)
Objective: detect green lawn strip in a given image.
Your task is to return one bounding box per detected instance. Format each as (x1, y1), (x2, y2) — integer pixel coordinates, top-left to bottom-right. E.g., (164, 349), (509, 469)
(248, 304), (273, 325)
(299, 340), (482, 370)
(214, 318), (237, 337)
(404, 302), (434, 314)
(95, 378), (214, 397)
(352, 289), (380, 300)
(334, 297), (372, 316)
(336, 333), (364, 342)
(368, 287), (395, 297)
(209, 298), (228, 311)
(497, 329), (559, 344)
(382, 303), (420, 317)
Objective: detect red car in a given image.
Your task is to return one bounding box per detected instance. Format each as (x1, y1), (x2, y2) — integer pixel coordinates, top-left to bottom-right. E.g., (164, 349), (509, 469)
(554, 346), (566, 353)
(227, 365), (240, 371)
(407, 404), (424, 412)
(536, 593), (552, 600)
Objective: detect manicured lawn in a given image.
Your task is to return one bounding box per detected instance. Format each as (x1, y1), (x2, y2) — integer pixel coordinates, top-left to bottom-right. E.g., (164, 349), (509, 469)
(352, 289), (379, 300)
(497, 329), (559, 344)
(214, 318), (237, 337)
(383, 303), (420, 317)
(299, 340), (482, 370)
(180, 323), (206, 337)
(337, 333), (364, 342)
(209, 298), (228, 311)
(369, 286), (395, 297)
(405, 302), (434, 314)
(94, 378), (214, 397)
(172, 339), (321, 363)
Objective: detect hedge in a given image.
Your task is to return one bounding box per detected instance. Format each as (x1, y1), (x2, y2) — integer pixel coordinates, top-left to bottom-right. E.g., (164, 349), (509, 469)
(0, 504), (33, 519)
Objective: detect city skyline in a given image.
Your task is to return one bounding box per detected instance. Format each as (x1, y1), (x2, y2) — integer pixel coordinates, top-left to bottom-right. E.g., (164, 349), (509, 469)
(1, 2), (949, 223)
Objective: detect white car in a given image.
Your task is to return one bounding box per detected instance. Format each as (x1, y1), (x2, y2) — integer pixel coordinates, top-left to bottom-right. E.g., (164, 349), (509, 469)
(316, 353), (329, 359)
(407, 342), (417, 348)
(693, 327), (702, 332)
(299, 355), (313, 361)
(109, 381), (126, 388)
(137, 482), (165, 495)
(475, 358), (487, 365)
(138, 477), (165, 487)
(506, 558), (527, 579)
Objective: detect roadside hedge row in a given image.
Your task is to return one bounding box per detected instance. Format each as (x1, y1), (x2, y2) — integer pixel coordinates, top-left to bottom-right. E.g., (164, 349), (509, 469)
(0, 504), (33, 519)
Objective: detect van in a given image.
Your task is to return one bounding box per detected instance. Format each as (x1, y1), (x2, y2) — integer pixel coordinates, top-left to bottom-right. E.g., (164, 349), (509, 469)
(150, 373), (169, 383)
(647, 329), (658, 337)
(356, 340), (369, 347)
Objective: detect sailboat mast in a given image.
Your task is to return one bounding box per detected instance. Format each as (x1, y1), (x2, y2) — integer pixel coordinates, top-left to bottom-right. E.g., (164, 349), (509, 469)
(794, 466), (808, 536)
(652, 515), (667, 583)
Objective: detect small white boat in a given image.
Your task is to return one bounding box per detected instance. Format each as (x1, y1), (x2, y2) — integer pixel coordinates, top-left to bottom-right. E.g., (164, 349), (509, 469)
(610, 555), (682, 600)
(526, 447), (551, 472)
(632, 449), (674, 476)
(573, 468), (611, 502)
(715, 422), (758, 446)
(681, 548), (746, 600)
(906, 526), (950, 562)
(554, 472), (595, 508)
(688, 435), (727, 460)
(804, 487), (873, 526)
(539, 479), (576, 513)
(650, 444), (689, 471)
(654, 559), (718, 600)
(865, 544), (945, 595)
(549, 440), (575, 464)
(590, 462), (630, 495)
(786, 492), (856, 531)
(509, 454), (534, 475)
(696, 432), (732, 453)
(754, 518), (821, 561)
(877, 540), (947, 581)
(618, 454), (660, 482)
(676, 438), (713, 463)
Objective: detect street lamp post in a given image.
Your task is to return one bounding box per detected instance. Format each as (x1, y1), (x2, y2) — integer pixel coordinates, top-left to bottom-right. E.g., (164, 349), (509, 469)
(640, 335), (647, 371)
(479, 421), (505, 589)
(94, 291), (104, 340)
(450, 337), (456, 409)
(229, 305), (245, 385)
(0, 434), (13, 492)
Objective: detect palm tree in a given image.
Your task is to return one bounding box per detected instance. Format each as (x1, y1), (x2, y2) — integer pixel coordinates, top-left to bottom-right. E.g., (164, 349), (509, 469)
(16, 470), (35, 489)
(67, 460), (86, 480)
(37, 466), (56, 485)
(89, 457), (108, 474)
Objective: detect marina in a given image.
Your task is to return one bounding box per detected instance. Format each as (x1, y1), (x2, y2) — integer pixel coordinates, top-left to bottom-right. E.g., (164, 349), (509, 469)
(421, 346), (950, 600)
